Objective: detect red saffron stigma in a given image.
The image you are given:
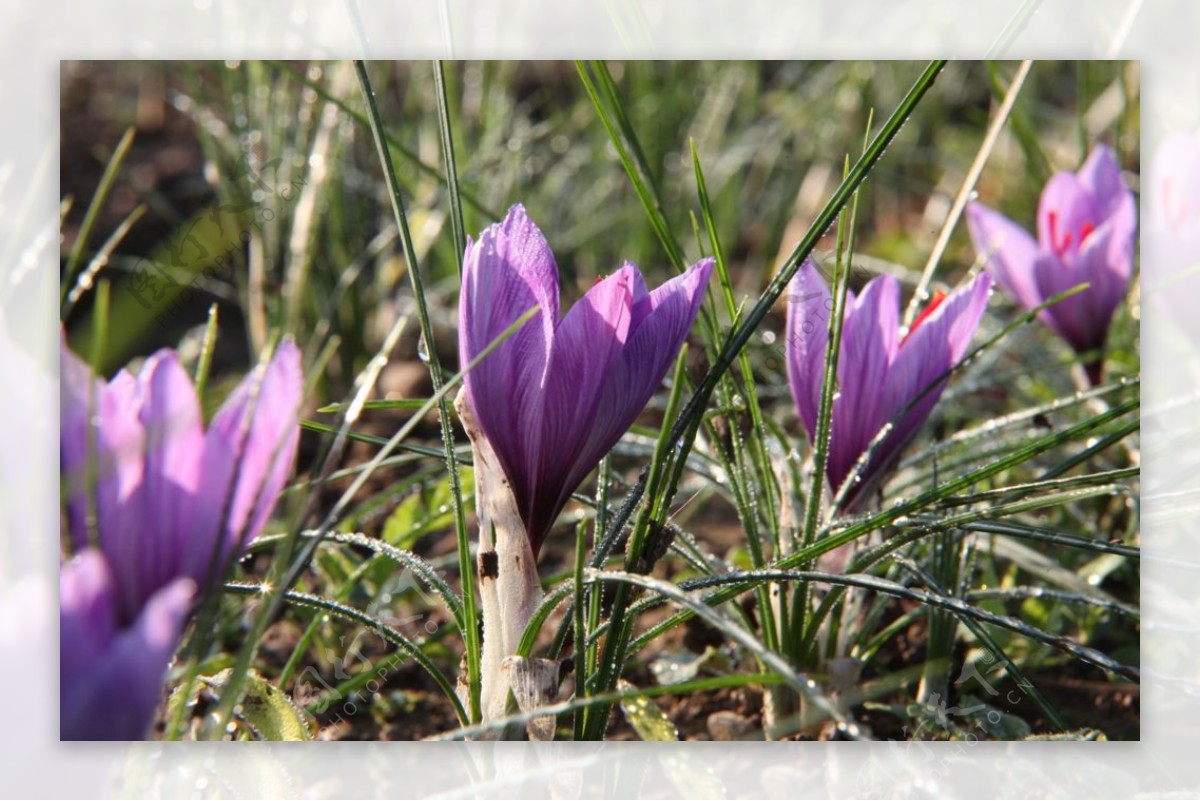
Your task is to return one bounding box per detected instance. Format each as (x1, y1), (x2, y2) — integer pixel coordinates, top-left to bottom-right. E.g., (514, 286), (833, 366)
(1046, 211), (1075, 255)
(901, 290), (946, 345)
(1079, 221), (1095, 244)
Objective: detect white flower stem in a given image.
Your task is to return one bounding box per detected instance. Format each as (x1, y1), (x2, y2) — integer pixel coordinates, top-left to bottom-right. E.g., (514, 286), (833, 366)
(455, 392), (544, 728)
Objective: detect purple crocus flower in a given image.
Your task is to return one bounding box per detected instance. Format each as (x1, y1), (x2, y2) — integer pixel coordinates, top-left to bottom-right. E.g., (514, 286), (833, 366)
(786, 261), (991, 511)
(60, 550), (195, 741)
(59, 337), (302, 740)
(966, 145), (1136, 384)
(1145, 131), (1200, 349)
(458, 204), (713, 556)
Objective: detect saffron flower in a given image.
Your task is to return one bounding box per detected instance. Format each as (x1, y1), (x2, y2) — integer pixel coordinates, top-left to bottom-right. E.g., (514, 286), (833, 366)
(60, 338), (302, 740)
(458, 204), (714, 556)
(786, 261), (991, 511)
(1145, 131), (1200, 347)
(966, 145), (1136, 383)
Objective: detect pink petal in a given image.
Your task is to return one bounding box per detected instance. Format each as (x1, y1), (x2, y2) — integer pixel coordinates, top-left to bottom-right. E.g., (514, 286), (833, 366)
(133, 350), (204, 613)
(964, 201), (1039, 313)
(827, 274), (900, 492)
(60, 335), (101, 550)
(188, 340), (302, 583)
(459, 204), (560, 502)
(60, 551), (194, 740)
(785, 259), (834, 438)
(1037, 172), (1098, 256)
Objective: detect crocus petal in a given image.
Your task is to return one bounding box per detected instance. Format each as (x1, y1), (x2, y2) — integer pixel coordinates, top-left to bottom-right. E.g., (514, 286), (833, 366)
(60, 550), (196, 741)
(785, 259), (835, 438)
(871, 272), (992, 494)
(966, 201), (1044, 311)
(1037, 172), (1099, 254)
(94, 368), (147, 620)
(565, 258), (714, 525)
(132, 350), (204, 615)
(60, 335), (101, 549)
(826, 275), (901, 491)
(187, 340), (302, 583)
(460, 205), (560, 503)
(1077, 144), (1127, 221)
(524, 265), (637, 546)
(1035, 220), (1124, 355)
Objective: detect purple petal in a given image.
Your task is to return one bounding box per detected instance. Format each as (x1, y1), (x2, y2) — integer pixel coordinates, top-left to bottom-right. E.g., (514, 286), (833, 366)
(1077, 145), (1127, 220)
(785, 260), (834, 439)
(865, 273), (991, 502)
(529, 259), (712, 553)
(60, 335), (101, 550)
(1037, 172), (1100, 256)
(94, 368), (148, 620)
(59, 550), (118, 697)
(60, 551), (195, 740)
(966, 202), (1043, 310)
(459, 204), (560, 507)
(187, 340), (302, 584)
(524, 266), (637, 545)
(132, 350), (204, 614)
(576, 260), (713, 488)
(1036, 218), (1128, 355)
(826, 274), (901, 493)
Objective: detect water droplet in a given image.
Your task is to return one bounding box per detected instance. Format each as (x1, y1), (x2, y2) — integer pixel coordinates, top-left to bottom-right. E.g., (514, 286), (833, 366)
(416, 336), (431, 363)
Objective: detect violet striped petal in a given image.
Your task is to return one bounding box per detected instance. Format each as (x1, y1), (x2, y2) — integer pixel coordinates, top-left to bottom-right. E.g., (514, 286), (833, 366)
(94, 368), (147, 620)
(878, 272), (992, 480)
(827, 274), (901, 491)
(1037, 172), (1098, 256)
(966, 201), (1043, 311)
(555, 258), (714, 543)
(524, 264), (637, 546)
(132, 351), (204, 614)
(784, 259), (834, 437)
(60, 335), (100, 549)
(187, 340), (302, 583)
(585, 258), (713, 462)
(60, 550), (195, 741)
(1034, 218), (1128, 355)
(459, 204), (559, 508)
(1077, 144), (1127, 220)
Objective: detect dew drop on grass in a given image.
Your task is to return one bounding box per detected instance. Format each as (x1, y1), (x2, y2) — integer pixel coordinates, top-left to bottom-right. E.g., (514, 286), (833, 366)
(416, 335), (431, 363)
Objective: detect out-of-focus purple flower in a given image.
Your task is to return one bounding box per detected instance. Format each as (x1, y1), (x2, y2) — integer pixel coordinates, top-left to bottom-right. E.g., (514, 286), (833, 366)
(1149, 130), (1200, 271)
(786, 261), (991, 511)
(459, 204), (713, 555)
(59, 338), (302, 740)
(60, 550), (195, 741)
(966, 145), (1136, 383)
(1145, 131), (1200, 353)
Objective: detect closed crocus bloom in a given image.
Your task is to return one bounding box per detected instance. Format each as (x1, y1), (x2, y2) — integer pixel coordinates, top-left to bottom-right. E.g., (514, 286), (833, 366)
(459, 204), (714, 556)
(59, 337), (302, 739)
(786, 261), (991, 511)
(966, 145), (1136, 383)
(457, 204), (712, 727)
